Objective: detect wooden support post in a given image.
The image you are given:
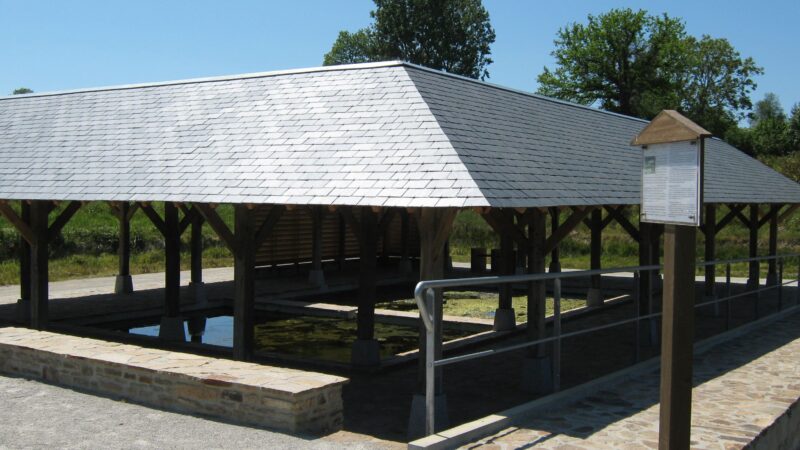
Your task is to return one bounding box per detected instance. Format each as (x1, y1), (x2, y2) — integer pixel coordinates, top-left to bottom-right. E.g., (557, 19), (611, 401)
(521, 208), (552, 393)
(337, 213), (346, 271)
(493, 229), (516, 331)
(659, 225), (696, 450)
(190, 214), (203, 284)
(400, 209), (412, 274)
(639, 220), (653, 314)
(587, 208), (603, 307)
(163, 203), (181, 318)
(766, 205), (779, 286)
(115, 202), (134, 294)
(29, 201), (50, 330)
(549, 207), (561, 273)
(704, 204), (716, 300)
(233, 204), (256, 361)
(748, 204), (759, 289)
(309, 206), (325, 287)
(352, 207), (380, 366)
(189, 212), (206, 304)
(409, 208), (456, 438)
(19, 202), (31, 303)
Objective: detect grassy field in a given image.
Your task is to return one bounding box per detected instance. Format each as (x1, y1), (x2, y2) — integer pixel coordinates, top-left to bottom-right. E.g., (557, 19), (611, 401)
(1, 156), (799, 286)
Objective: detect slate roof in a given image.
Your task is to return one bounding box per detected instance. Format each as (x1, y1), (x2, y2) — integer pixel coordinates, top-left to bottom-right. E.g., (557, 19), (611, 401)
(0, 61), (798, 207)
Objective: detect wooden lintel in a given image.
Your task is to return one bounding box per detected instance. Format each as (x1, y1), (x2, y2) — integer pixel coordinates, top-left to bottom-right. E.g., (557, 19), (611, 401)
(0, 202), (35, 245)
(544, 207), (593, 254)
(139, 203), (167, 237)
(126, 203), (139, 221)
(715, 204), (746, 233)
(605, 205), (640, 243)
(254, 205), (286, 248)
(482, 209), (528, 247)
(194, 203), (235, 253)
(48, 201), (82, 240)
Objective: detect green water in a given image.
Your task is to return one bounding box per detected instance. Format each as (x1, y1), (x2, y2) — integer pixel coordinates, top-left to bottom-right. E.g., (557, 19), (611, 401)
(254, 315), (473, 362)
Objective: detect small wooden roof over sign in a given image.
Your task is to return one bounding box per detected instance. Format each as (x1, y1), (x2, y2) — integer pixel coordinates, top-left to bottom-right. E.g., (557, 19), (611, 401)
(631, 110), (712, 146)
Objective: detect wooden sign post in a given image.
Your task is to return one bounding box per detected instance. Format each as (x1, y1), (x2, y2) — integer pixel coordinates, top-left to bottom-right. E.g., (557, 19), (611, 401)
(632, 110), (711, 450)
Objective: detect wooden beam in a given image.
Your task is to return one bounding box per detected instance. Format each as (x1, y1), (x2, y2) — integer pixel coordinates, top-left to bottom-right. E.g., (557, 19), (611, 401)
(604, 206), (640, 243)
(19, 202), (31, 304)
(126, 203), (139, 221)
(178, 206), (198, 236)
(357, 208), (378, 341)
(194, 203), (235, 253)
(544, 207), (593, 254)
(254, 205), (285, 248)
(757, 204), (781, 229)
(715, 204), (746, 233)
(777, 204), (799, 223)
(482, 209), (528, 247)
(732, 205), (752, 229)
(48, 201), (82, 240)
(0, 202), (35, 245)
(527, 208), (547, 358)
(704, 204), (716, 299)
(139, 203), (167, 237)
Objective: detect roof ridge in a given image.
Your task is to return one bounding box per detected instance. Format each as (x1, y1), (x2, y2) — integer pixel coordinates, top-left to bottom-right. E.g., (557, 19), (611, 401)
(398, 62), (650, 125)
(0, 61), (406, 101)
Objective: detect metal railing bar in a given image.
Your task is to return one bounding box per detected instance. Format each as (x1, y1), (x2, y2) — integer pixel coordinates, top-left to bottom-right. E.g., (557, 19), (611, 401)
(697, 253), (800, 267)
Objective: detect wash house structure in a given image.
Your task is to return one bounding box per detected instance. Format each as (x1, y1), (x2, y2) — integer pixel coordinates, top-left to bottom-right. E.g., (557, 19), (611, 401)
(2, 61), (800, 387)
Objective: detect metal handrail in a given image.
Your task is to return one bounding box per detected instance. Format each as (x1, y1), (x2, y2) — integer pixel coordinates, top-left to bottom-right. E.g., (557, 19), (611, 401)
(414, 253), (800, 437)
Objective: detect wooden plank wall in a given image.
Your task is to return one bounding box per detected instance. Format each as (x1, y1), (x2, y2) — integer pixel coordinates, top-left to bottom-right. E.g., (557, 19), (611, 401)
(253, 207), (420, 267)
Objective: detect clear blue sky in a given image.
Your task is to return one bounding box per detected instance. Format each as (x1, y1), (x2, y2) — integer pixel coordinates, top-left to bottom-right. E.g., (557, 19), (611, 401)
(1, 0), (798, 112)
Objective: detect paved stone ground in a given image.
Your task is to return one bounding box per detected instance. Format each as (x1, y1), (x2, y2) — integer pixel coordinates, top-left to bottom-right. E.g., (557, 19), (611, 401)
(467, 309), (800, 449)
(0, 373), (400, 450)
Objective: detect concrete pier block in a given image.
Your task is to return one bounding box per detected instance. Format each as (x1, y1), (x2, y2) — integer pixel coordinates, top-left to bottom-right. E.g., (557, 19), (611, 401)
(189, 281), (207, 306)
(159, 316), (186, 342)
(766, 272), (778, 287)
(16, 299), (30, 324)
(492, 308), (516, 331)
(114, 274), (133, 294)
(586, 288), (603, 308)
(351, 339), (381, 367)
(187, 317), (207, 343)
(408, 393), (449, 440)
(521, 355), (553, 395)
(308, 269), (326, 288)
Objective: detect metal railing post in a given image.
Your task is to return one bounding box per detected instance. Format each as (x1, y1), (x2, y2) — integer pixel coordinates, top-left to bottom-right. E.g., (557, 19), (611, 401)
(553, 278), (562, 392)
(726, 263), (732, 331)
(796, 257), (800, 306)
(633, 271), (641, 362)
(425, 287), (436, 437)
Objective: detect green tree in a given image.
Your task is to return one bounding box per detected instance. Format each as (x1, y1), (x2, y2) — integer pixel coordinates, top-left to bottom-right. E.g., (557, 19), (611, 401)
(12, 87), (33, 95)
(323, 0), (496, 80)
(323, 30), (378, 66)
(536, 9), (688, 118)
(537, 8), (762, 137)
(750, 93), (790, 156)
(789, 103), (800, 152)
(679, 36), (762, 136)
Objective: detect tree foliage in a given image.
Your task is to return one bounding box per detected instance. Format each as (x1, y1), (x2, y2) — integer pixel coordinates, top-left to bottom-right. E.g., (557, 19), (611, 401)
(323, 0), (496, 80)
(537, 8), (762, 137)
(12, 87), (33, 95)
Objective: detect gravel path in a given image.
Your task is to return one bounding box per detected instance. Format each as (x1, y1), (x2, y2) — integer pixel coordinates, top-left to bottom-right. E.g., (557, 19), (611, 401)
(0, 374), (397, 450)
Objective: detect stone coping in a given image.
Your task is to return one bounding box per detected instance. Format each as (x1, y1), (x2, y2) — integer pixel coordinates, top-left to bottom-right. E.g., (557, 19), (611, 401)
(0, 327), (346, 397)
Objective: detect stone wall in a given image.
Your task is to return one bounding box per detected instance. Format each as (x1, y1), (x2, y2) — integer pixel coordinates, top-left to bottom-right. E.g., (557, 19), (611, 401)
(0, 327), (347, 435)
